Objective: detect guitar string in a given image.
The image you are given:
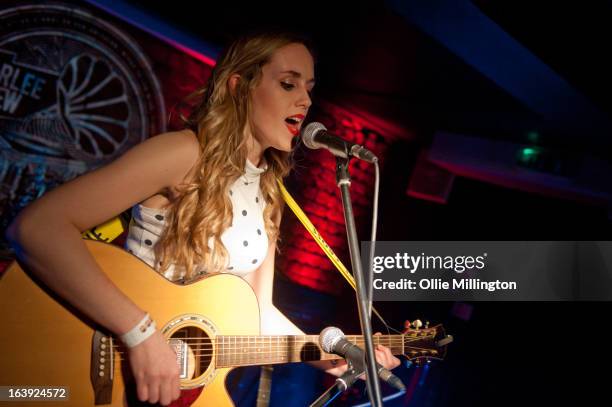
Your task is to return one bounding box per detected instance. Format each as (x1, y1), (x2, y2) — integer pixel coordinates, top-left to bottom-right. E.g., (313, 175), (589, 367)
(105, 339), (431, 354)
(104, 343), (435, 362)
(105, 346), (432, 359)
(106, 338), (430, 356)
(105, 348), (438, 374)
(105, 346), (436, 370)
(107, 335), (431, 341)
(108, 338), (423, 347)
(105, 336), (432, 355)
(101, 335), (436, 363)
(105, 335), (431, 346)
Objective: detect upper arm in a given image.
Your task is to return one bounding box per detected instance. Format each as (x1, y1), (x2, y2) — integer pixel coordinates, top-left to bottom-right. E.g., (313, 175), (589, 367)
(10, 130), (200, 235)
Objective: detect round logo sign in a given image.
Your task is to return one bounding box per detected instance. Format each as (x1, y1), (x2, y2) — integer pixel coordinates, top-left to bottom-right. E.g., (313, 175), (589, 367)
(0, 2), (166, 246)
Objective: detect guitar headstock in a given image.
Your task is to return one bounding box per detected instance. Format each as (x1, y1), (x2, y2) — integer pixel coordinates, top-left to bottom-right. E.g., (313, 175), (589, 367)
(402, 320), (453, 364)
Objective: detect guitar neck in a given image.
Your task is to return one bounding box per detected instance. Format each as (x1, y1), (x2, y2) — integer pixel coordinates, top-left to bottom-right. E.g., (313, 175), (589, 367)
(215, 334), (405, 368)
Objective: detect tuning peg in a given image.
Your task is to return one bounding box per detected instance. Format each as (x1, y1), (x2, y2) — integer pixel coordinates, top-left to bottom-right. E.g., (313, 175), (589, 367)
(425, 320), (430, 329)
(412, 319), (423, 330)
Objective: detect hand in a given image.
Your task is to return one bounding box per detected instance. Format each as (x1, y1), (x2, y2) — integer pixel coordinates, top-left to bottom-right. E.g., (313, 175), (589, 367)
(127, 330), (181, 406)
(373, 332), (401, 370)
(354, 332), (401, 380)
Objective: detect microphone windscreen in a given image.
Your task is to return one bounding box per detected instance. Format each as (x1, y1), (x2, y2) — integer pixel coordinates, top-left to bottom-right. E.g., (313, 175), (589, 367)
(319, 326), (345, 352)
(301, 122), (327, 149)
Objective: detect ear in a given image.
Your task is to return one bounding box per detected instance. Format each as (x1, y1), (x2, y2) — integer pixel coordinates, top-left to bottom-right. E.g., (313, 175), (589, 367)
(228, 74), (241, 96)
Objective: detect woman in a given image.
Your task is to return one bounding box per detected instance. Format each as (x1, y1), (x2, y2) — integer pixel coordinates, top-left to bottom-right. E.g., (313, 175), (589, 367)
(6, 32), (399, 406)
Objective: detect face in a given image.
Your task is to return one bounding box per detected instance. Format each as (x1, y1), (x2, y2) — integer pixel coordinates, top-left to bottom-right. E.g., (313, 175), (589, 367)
(247, 43), (315, 155)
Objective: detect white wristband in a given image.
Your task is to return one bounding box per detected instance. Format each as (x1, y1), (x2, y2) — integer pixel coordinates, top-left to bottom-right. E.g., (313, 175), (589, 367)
(120, 312), (156, 348)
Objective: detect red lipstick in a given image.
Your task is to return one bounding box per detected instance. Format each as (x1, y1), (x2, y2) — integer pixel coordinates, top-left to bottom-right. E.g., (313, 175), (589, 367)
(285, 123), (300, 136)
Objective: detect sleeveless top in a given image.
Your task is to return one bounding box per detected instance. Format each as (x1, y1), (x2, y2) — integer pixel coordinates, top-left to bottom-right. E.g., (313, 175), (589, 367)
(124, 159), (269, 282)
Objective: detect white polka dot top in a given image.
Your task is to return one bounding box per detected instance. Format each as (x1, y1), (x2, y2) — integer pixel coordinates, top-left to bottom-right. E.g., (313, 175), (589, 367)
(124, 159), (269, 282)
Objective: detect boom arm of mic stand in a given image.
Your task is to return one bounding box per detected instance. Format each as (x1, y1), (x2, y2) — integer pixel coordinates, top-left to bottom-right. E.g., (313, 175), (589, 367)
(309, 381), (344, 407)
(335, 157), (383, 407)
(309, 366), (364, 407)
(336, 364), (364, 391)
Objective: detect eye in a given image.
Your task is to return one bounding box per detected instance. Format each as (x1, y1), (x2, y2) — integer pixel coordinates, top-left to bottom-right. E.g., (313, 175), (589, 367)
(280, 82), (295, 91)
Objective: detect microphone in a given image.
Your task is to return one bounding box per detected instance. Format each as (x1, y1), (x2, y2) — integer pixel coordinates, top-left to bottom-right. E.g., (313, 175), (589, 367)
(319, 327), (405, 391)
(301, 122), (378, 163)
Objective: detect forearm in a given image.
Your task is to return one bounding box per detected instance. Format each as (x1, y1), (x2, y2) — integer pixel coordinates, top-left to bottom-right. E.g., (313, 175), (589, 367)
(7, 214), (146, 335)
(308, 359), (349, 377)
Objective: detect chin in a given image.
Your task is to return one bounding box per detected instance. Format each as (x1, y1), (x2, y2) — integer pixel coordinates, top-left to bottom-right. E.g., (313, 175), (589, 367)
(274, 139), (294, 153)
(275, 146), (292, 154)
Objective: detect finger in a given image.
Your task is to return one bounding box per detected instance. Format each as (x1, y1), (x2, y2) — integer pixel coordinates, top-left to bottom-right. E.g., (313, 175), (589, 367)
(374, 348), (389, 366)
(173, 375), (182, 401)
(376, 344), (393, 364)
(375, 344), (389, 357)
(392, 356), (401, 368)
(159, 378), (173, 406)
(136, 382), (148, 403)
(379, 344), (393, 358)
(147, 380), (160, 404)
(379, 345), (397, 367)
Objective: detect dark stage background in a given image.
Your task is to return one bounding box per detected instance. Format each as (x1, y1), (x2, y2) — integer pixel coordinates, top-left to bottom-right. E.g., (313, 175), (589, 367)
(1, 1), (611, 406)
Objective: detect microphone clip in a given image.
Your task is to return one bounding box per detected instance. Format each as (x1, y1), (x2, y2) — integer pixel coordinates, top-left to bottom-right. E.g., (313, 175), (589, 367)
(336, 365), (363, 391)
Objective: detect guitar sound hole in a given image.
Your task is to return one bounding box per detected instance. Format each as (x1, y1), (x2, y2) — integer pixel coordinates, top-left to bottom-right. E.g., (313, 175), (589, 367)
(169, 326), (213, 380)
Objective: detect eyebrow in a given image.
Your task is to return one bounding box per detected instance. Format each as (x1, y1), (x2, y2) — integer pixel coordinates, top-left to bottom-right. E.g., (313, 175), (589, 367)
(281, 70), (316, 85)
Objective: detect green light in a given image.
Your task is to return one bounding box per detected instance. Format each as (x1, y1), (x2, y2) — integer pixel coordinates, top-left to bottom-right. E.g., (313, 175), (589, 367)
(517, 147), (540, 165)
(527, 131), (540, 143)
(521, 147), (537, 157)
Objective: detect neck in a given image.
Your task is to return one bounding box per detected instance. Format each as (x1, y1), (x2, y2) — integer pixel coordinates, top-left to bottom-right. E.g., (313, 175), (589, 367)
(214, 333), (405, 368)
(247, 150), (263, 167)
(246, 131), (265, 167)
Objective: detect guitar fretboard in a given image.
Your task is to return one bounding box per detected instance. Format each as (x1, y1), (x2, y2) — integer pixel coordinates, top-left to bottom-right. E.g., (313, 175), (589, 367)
(215, 335), (405, 368)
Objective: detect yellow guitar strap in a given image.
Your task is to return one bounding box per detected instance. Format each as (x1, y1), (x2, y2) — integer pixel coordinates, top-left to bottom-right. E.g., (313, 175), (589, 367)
(82, 217), (125, 242)
(277, 180), (384, 322)
(277, 180), (357, 290)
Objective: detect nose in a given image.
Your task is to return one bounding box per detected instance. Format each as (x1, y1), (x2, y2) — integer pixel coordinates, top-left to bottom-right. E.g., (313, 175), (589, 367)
(297, 86), (312, 110)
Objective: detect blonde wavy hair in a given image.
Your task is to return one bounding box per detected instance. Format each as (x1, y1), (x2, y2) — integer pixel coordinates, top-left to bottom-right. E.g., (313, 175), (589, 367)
(154, 32), (313, 281)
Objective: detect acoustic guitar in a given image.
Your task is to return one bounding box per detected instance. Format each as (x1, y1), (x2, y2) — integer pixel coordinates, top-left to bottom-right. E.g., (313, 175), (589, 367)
(0, 240), (449, 406)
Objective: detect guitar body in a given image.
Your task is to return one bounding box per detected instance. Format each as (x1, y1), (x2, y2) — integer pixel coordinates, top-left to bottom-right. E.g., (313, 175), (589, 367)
(0, 240), (260, 406)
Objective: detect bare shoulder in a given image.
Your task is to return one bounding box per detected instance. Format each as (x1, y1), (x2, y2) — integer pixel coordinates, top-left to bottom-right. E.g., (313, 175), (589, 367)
(128, 128), (201, 185)
(151, 128), (199, 152)
(143, 129), (200, 165)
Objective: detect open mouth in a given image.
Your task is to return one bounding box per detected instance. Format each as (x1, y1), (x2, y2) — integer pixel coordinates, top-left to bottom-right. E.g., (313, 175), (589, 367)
(284, 115), (304, 136)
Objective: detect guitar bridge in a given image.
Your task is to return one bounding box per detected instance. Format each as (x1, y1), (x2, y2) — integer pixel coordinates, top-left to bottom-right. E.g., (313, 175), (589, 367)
(91, 331), (113, 405)
(169, 338), (189, 379)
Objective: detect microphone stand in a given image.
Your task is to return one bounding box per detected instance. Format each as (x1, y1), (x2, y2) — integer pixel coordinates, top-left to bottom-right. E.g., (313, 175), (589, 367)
(334, 156), (383, 407)
(309, 364), (362, 407)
